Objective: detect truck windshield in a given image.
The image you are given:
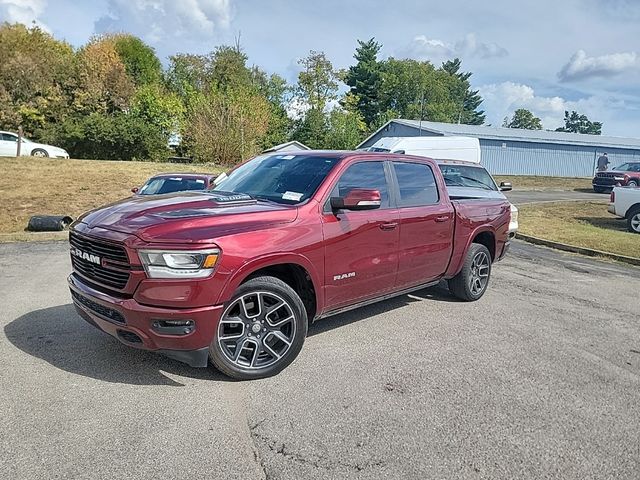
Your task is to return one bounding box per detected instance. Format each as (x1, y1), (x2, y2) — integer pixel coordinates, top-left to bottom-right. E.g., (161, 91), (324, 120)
(438, 164), (498, 191)
(213, 154), (340, 205)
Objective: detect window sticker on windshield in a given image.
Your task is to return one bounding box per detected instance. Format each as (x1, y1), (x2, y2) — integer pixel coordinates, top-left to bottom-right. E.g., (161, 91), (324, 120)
(196, 179), (205, 183)
(279, 155), (295, 160)
(282, 191), (303, 201)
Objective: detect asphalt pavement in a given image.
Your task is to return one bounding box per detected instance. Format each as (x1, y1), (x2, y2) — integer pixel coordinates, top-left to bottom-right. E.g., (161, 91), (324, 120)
(1, 240), (639, 479)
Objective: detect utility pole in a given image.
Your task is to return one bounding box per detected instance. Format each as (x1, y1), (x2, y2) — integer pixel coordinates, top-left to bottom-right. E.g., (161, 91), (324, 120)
(16, 126), (23, 157)
(418, 91), (425, 136)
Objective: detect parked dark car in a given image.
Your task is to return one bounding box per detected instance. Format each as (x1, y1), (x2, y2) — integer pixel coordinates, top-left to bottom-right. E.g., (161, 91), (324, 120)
(592, 162), (640, 192)
(132, 174), (217, 195)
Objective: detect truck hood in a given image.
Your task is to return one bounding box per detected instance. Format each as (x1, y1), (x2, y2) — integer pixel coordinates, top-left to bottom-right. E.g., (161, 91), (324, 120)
(77, 191), (298, 244)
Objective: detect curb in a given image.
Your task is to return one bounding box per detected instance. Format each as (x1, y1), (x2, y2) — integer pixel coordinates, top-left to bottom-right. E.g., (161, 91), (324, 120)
(515, 233), (640, 266)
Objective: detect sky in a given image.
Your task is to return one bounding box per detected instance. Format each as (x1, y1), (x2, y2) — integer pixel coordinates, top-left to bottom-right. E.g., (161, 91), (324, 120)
(1, 0), (639, 137)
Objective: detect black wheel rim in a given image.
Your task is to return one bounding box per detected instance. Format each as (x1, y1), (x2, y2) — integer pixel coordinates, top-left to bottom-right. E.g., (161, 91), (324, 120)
(469, 251), (490, 296)
(217, 291), (296, 369)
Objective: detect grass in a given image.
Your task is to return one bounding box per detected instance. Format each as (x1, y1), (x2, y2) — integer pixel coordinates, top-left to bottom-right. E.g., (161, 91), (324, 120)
(518, 201), (638, 259)
(0, 157), (219, 242)
(494, 175), (592, 191)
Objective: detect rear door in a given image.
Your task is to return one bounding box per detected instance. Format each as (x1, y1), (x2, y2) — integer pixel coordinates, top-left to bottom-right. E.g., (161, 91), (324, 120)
(391, 160), (454, 288)
(321, 160), (399, 310)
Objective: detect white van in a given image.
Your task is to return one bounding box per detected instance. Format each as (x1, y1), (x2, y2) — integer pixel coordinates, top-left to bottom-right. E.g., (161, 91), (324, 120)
(365, 136), (481, 164)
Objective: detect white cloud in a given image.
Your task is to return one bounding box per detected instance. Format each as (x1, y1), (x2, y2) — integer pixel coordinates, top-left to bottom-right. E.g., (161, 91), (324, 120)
(477, 81), (619, 130)
(558, 49), (639, 82)
(399, 33), (507, 63)
(0, 0), (49, 31)
(95, 0), (232, 45)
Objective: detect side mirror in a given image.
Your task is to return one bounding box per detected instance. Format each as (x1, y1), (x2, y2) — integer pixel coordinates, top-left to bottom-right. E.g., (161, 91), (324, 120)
(131, 187), (139, 194)
(499, 182), (512, 192)
(330, 188), (381, 211)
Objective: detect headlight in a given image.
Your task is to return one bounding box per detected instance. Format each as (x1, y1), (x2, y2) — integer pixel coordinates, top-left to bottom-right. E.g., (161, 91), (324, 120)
(138, 249), (220, 279)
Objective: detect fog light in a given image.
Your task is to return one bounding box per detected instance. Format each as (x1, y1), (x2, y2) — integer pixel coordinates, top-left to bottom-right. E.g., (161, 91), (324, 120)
(152, 319), (195, 335)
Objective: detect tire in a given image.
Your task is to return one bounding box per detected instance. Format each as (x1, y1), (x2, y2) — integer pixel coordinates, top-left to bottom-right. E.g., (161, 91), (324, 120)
(448, 243), (492, 302)
(627, 206), (640, 234)
(593, 187), (605, 193)
(209, 276), (308, 380)
(31, 148), (49, 157)
(627, 181), (638, 188)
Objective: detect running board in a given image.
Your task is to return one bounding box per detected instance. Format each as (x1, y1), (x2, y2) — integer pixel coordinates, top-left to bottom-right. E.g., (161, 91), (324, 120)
(315, 279), (442, 321)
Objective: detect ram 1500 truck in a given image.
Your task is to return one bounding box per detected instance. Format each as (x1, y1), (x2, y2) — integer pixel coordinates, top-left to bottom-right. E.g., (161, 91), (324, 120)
(68, 151), (512, 379)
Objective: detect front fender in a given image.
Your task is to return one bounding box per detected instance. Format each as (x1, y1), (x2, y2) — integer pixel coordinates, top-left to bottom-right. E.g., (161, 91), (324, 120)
(215, 252), (324, 312)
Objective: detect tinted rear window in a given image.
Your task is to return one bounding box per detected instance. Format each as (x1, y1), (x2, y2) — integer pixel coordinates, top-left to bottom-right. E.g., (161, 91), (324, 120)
(393, 162), (439, 206)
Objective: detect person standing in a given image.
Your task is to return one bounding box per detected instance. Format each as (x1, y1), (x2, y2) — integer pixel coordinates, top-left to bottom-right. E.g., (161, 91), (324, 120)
(597, 152), (610, 172)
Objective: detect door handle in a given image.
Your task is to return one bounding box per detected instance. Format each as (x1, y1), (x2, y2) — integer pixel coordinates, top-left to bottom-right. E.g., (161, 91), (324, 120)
(435, 215), (450, 223)
(379, 222), (398, 231)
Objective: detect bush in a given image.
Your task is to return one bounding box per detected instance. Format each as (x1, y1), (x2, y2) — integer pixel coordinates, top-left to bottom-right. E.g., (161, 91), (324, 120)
(41, 113), (169, 161)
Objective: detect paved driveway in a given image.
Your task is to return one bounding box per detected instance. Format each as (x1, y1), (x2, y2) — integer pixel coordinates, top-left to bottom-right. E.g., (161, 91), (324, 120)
(1, 241), (639, 479)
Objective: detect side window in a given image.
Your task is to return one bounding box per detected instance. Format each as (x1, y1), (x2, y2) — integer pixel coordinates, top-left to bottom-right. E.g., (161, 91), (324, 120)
(2, 133), (17, 142)
(393, 162), (439, 207)
(333, 161), (390, 208)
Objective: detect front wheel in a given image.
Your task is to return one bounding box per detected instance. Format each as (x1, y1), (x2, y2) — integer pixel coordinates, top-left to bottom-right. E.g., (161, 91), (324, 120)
(627, 181), (638, 188)
(31, 148), (49, 157)
(209, 276), (308, 380)
(448, 243), (492, 301)
(593, 186), (605, 193)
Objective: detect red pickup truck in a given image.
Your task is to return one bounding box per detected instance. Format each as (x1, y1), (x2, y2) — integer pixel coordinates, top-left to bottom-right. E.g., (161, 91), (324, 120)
(68, 151), (511, 379)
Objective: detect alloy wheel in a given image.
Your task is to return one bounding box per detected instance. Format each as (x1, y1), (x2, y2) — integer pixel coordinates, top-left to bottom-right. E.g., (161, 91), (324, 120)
(217, 291), (296, 369)
(469, 251), (490, 296)
(632, 214), (640, 233)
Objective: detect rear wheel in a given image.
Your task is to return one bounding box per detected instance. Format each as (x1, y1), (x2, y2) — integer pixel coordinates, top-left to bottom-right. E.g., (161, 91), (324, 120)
(31, 148), (48, 157)
(627, 207), (640, 234)
(593, 186), (605, 193)
(209, 276), (307, 380)
(627, 180), (638, 188)
(448, 243), (492, 301)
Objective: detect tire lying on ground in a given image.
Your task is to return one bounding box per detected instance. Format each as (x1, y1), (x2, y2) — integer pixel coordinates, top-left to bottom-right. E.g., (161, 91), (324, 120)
(26, 215), (73, 232)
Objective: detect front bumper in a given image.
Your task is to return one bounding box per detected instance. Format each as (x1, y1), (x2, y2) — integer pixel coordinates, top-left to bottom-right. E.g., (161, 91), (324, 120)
(68, 273), (223, 367)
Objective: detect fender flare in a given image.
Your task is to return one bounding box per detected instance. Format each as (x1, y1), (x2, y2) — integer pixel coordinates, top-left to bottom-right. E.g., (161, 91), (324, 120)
(215, 252), (324, 311)
(448, 226), (497, 277)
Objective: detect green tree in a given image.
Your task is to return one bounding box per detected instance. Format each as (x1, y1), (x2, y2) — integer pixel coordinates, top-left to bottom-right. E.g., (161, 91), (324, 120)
(343, 38), (383, 127)
(111, 34), (162, 86)
(297, 50), (338, 112)
(324, 105), (367, 150)
(503, 108), (543, 130)
(555, 110), (602, 135)
(378, 58), (459, 123)
(130, 84), (184, 138)
(165, 53), (210, 101)
(0, 23), (76, 135)
(75, 36), (135, 114)
(440, 58), (485, 125)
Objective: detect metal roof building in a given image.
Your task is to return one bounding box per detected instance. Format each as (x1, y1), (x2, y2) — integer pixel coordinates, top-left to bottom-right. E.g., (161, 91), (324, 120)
(358, 119), (640, 177)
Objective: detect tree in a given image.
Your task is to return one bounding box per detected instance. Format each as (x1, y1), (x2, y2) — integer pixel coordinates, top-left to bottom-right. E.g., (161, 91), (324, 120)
(111, 34), (162, 86)
(184, 85), (271, 165)
(324, 104), (367, 150)
(343, 38), (383, 127)
(75, 36), (135, 114)
(440, 58), (485, 125)
(555, 110), (602, 135)
(503, 108), (542, 130)
(297, 51), (338, 112)
(0, 23), (76, 134)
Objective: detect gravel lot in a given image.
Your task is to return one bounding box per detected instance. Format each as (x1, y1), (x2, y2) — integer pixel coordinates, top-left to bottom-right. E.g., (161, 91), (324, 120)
(1, 240), (639, 479)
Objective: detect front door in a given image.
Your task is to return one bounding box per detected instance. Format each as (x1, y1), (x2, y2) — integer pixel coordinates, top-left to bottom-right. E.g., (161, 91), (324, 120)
(322, 160), (399, 310)
(0, 133), (18, 156)
(391, 160), (454, 288)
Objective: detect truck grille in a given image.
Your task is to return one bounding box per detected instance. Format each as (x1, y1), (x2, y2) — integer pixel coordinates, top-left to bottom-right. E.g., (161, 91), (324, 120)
(71, 290), (125, 324)
(69, 232), (131, 290)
